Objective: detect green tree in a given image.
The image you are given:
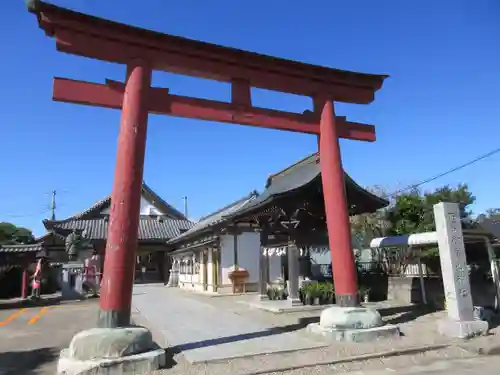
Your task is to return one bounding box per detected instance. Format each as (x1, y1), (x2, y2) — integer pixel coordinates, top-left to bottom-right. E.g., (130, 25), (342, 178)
(387, 184), (475, 236)
(0, 222), (35, 245)
(350, 184), (475, 266)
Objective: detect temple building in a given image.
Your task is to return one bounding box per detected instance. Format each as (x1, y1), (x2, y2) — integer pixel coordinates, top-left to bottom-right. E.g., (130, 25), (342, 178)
(167, 153), (389, 297)
(42, 182), (194, 282)
(0, 182), (193, 298)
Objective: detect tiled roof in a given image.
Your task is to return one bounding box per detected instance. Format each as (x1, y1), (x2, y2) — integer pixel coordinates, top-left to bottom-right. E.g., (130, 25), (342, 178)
(61, 182), (187, 221)
(0, 243), (44, 253)
(476, 218), (500, 239)
(168, 192), (259, 244)
(45, 218), (195, 241)
(227, 153), (389, 219)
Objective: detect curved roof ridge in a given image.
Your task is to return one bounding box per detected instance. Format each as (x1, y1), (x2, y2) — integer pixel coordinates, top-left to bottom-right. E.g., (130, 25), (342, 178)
(168, 192), (259, 244)
(198, 191), (258, 221)
(265, 153), (317, 188)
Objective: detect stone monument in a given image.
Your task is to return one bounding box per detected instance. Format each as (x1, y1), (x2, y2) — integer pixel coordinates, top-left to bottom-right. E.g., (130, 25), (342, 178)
(434, 202), (489, 338)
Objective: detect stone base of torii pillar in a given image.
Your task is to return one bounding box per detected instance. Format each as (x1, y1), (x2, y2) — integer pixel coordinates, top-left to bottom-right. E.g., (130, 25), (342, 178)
(307, 306), (400, 342)
(57, 326), (165, 375)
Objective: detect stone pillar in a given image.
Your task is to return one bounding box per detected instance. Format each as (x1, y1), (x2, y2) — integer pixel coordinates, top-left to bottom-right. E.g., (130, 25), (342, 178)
(434, 202), (488, 338)
(318, 98), (358, 307)
(287, 242), (301, 306)
(98, 61), (152, 328)
(258, 247), (269, 300)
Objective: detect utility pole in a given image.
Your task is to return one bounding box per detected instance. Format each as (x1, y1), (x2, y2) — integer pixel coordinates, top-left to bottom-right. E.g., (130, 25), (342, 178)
(50, 190), (56, 220)
(182, 196), (188, 219)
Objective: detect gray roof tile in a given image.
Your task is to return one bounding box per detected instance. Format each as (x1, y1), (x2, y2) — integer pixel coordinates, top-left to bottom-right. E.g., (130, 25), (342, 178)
(48, 218), (195, 241)
(227, 153), (389, 219)
(0, 243), (43, 253)
(59, 182), (187, 221)
(168, 192), (258, 244)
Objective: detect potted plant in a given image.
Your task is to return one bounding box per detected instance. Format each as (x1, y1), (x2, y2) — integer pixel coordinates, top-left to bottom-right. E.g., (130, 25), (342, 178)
(318, 283), (328, 305)
(310, 283), (321, 305)
(323, 283), (335, 305)
(303, 284), (313, 305)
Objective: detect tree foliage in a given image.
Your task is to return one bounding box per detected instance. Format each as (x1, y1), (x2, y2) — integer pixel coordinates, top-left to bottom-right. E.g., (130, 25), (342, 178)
(351, 184), (476, 264)
(0, 222), (35, 245)
(387, 184), (475, 236)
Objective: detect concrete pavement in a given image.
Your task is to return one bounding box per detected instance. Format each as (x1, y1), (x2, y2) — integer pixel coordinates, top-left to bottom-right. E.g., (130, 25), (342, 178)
(0, 299), (99, 375)
(132, 284), (330, 364)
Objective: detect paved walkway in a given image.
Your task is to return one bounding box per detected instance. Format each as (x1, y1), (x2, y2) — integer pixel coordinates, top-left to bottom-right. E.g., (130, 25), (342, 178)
(132, 285), (328, 364)
(0, 299), (99, 375)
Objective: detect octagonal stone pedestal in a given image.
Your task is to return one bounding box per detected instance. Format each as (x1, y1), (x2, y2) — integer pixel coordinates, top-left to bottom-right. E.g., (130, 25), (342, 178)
(307, 306), (400, 342)
(57, 326), (165, 375)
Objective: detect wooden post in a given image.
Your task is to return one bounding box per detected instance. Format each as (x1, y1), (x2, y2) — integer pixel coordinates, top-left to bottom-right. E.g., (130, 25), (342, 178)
(318, 99), (359, 307)
(98, 60), (152, 328)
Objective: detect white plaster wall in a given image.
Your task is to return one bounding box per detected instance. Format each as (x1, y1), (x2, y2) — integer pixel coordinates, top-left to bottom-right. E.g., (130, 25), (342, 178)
(220, 235), (234, 285)
(269, 256), (282, 282)
(236, 232), (260, 283)
(101, 196), (164, 216)
(220, 232), (260, 284)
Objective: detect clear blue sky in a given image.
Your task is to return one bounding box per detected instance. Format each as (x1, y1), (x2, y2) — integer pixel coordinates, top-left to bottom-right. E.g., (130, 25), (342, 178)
(1, 0), (499, 236)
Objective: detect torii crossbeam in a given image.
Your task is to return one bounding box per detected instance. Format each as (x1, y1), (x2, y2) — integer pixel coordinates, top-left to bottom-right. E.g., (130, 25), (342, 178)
(28, 0), (388, 328)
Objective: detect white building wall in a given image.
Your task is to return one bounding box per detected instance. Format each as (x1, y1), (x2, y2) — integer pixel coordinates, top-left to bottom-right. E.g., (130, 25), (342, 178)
(236, 232), (260, 283)
(220, 235), (234, 285)
(220, 232), (260, 285)
(269, 256), (282, 282)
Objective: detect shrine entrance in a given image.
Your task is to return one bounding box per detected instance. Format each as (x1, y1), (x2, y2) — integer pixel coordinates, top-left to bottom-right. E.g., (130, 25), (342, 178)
(28, 0), (388, 329)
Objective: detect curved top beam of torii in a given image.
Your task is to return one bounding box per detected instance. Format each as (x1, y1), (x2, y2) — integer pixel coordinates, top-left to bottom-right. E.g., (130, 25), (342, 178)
(26, 0), (388, 105)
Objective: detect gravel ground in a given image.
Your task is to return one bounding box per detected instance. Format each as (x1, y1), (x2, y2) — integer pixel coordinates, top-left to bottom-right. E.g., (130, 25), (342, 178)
(143, 291), (482, 375)
(152, 342), (473, 375)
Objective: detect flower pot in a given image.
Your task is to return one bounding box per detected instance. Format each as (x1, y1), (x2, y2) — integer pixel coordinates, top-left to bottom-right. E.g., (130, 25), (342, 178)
(313, 297), (320, 305)
(305, 295), (313, 305)
(363, 294), (369, 303)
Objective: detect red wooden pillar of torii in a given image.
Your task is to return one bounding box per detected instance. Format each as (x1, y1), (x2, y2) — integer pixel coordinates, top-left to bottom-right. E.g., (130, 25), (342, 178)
(319, 100), (358, 306)
(98, 62), (151, 327)
(28, 0), (388, 325)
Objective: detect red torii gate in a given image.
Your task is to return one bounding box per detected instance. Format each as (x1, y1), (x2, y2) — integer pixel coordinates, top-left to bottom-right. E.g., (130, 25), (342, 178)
(28, 0), (388, 328)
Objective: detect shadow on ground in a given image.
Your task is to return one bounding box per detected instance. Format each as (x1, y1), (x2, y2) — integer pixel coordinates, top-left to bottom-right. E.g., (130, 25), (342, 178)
(168, 306), (437, 354)
(168, 316), (321, 354)
(0, 347), (59, 375)
(378, 304), (438, 324)
(161, 346), (180, 369)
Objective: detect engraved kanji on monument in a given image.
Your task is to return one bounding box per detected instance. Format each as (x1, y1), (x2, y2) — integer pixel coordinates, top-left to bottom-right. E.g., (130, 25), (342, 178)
(433, 202), (474, 322)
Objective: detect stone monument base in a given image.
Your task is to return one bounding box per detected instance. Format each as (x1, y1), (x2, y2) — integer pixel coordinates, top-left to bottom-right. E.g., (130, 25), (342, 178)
(438, 318), (489, 339)
(307, 306), (400, 342)
(57, 326), (165, 375)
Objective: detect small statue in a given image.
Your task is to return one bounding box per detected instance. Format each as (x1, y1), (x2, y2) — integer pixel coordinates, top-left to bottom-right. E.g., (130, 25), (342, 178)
(65, 229), (86, 261)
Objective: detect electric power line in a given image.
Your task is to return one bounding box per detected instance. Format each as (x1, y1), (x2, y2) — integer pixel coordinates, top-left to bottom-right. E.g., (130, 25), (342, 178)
(386, 146), (500, 198)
